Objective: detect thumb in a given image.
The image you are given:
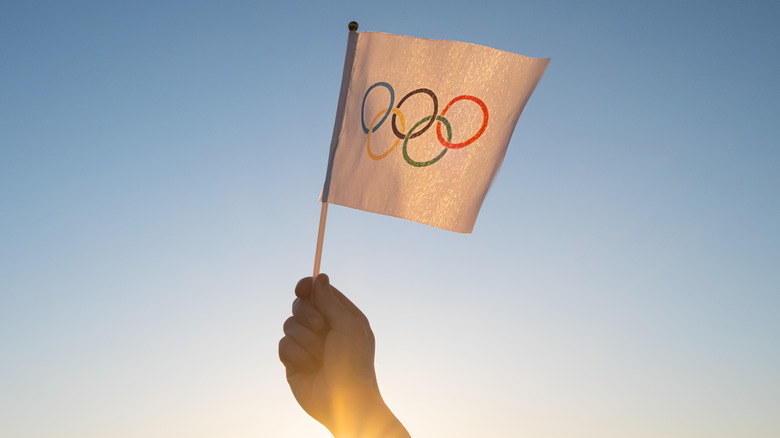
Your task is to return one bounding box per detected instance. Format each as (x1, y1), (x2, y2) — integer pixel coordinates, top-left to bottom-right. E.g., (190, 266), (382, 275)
(312, 273), (353, 330)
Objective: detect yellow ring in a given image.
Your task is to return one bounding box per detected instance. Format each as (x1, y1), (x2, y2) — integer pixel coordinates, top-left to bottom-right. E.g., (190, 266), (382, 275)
(367, 108), (405, 160)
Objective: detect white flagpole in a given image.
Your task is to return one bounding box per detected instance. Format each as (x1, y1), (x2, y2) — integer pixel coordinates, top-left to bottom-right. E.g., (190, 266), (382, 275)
(312, 201), (328, 278)
(313, 21), (359, 278)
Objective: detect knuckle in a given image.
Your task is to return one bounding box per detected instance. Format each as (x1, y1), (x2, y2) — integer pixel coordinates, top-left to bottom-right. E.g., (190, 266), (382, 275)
(295, 277), (313, 298)
(278, 337), (291, 360)
(282, 316), (298, 335)
(308, 313), (327, 332)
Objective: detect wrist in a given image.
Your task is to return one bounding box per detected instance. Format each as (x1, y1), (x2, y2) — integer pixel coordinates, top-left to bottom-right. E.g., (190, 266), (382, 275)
(329, 395), (410, 438)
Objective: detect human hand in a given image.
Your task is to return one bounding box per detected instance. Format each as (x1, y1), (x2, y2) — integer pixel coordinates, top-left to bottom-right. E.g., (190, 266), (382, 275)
(278, 274), (410, 438)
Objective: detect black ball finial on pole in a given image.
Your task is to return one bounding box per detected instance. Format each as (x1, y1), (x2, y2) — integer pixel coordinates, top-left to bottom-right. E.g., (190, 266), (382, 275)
(348, 21), (358, 32)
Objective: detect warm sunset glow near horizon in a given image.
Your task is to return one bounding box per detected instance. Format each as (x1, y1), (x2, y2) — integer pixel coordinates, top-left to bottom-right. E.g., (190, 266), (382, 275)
(1, 1), (778, 437)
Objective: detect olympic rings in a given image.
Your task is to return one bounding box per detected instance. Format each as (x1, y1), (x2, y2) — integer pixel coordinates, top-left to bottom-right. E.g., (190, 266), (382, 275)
(360, 82), (489, 167)
(361, 82), (394, 134)
(403, 115), (452, 167)
(436, 95), (489, 149)
(367, 108), (405, 160)
(392, 88), (437, 140)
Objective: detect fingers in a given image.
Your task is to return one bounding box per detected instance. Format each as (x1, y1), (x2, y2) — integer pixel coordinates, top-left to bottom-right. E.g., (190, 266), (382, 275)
(295, 276), (313, 299)
(296, 274), (364, 322)
(281, 276), (333, 376)
(279, 314), (325, 376)
(283, 316), (324, 362)
(293, 275), (329, 333)
(293, 298), (328, 333)
(311, 274), (362, 332)
(278, 335), (318, 376)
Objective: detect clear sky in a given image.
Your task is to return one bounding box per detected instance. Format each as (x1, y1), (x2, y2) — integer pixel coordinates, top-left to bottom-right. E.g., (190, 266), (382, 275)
(1, 1), (778, 437)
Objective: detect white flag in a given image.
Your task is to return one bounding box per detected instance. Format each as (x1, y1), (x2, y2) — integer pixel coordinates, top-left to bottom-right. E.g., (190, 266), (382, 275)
(322, 31), (548, 233)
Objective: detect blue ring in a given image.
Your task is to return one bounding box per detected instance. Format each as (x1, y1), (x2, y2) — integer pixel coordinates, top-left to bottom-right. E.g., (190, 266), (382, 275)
(361, 82), (394, 134)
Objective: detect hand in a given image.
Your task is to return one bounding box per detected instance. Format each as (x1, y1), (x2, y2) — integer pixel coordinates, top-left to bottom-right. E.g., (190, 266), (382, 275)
(278, 274), (410, 438)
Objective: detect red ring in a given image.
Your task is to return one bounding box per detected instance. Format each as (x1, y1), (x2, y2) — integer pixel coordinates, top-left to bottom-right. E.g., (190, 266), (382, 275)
(436, 95), (489, 149)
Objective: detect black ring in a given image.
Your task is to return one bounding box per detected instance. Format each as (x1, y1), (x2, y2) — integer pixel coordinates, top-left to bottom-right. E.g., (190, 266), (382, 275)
(391, 88), (438, 140)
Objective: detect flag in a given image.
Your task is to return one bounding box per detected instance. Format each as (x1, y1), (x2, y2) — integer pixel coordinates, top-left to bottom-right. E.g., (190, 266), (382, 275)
(322, 30), (549, 233)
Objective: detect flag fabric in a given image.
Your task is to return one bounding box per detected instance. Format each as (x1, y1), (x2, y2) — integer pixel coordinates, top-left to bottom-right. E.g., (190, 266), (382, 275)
(322, 31), (549, 233)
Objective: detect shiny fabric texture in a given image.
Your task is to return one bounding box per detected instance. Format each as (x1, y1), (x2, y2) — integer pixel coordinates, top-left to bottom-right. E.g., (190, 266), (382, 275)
(324, 31), (548, 233)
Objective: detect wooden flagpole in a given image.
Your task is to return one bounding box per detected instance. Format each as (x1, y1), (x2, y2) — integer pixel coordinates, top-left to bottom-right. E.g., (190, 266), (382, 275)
(313, 21), (358, 278)
(312, 201), (328, 278)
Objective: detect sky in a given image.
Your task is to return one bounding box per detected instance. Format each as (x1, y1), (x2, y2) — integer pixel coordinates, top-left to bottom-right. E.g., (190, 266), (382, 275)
(1, 1), (778, 437)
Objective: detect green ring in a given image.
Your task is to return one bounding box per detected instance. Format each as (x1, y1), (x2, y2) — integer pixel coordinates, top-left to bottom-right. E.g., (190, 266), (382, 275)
(403, 115), (452, 167)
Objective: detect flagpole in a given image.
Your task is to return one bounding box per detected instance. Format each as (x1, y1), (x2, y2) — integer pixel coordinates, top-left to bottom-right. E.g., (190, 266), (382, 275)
(312, 201), (328, 278)
(313, 21), (358, 278)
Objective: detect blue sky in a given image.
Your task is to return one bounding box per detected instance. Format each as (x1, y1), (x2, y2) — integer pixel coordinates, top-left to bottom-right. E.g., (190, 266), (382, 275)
(1, 1), (778, 437)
